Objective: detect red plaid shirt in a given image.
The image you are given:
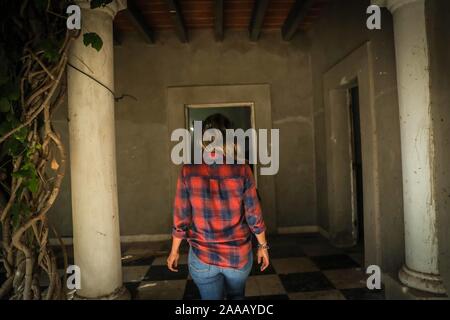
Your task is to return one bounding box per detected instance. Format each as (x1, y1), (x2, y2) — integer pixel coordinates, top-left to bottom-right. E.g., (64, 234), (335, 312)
(172, 163), (266, 269)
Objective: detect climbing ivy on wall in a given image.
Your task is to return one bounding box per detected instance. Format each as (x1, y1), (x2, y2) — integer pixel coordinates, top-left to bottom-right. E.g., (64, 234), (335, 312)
(0, 0), (110, 300)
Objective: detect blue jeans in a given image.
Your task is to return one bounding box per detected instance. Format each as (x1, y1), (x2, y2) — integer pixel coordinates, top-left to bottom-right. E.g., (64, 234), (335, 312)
(188, 247), (253, 300)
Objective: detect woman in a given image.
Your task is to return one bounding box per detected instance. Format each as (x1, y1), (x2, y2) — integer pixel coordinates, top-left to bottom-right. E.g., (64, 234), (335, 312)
(166, 113), (270, 300)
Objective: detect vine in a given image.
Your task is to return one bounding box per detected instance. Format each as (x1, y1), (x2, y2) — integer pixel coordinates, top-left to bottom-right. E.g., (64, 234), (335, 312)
(0, 0), (110, 300)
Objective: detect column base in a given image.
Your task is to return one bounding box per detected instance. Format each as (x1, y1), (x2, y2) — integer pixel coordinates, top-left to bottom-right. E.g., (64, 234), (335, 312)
(73, 286), (131, 300)
(398, 265), (447, 294)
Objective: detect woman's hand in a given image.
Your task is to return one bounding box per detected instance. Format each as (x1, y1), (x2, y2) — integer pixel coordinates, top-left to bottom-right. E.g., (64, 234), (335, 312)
(167, 251), (180, 272)
(167, 236), (182, 272)
(257, 248), (270, 271)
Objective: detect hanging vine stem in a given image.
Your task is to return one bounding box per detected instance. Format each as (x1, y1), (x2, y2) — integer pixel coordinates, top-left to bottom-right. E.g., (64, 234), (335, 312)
(0, 27), (73, 300)
(10, 51), (69, 300)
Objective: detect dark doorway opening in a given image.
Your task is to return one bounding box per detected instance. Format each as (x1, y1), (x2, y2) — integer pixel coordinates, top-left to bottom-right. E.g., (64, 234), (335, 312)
(185, 104), (257, 181)
(349, 86), (364, 245)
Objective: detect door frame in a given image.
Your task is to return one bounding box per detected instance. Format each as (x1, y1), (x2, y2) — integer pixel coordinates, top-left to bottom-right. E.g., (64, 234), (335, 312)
(167, 84), (277, 233)
(184, 102), (258, 185)
(323, 42), (381, 267)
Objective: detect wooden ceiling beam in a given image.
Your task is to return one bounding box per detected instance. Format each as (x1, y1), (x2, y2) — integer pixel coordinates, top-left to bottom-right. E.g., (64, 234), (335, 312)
(214, 0), (224, 41)
(165, 0), (188, 43)
(249, 0), (270, 41)
(123, 0), (154, 44)
(282, 0), (315, 41)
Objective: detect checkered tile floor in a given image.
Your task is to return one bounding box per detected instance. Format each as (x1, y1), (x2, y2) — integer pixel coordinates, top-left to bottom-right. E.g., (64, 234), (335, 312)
(0, 233), (385, 300)
(121, 233), (385, 300)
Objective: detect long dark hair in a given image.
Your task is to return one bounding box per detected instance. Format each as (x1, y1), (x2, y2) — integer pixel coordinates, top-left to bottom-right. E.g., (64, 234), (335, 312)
(202, 113), (233, 137)
(203, 114), (260, 200)
(201, 113), (235, 157)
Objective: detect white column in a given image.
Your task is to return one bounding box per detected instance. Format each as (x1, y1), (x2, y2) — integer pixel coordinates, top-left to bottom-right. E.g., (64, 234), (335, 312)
(373, 0), (445, 293)
(67, 0), (128, 299)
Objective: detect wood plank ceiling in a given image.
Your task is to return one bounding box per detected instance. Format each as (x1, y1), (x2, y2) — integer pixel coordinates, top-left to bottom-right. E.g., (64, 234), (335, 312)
(113, 0), (328, 43)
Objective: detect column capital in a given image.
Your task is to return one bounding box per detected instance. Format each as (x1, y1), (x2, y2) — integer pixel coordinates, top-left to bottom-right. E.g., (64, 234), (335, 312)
(371, 0), (424, 13)
(76, 0), (127, 19)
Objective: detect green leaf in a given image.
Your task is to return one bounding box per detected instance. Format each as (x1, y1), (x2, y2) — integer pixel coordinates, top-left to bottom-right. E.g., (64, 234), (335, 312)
(26, 146), (35, 159)
(13, 163), (31, 179)
(12, 168), (29, 179)
(90, 0), (113, 9)
(12, 161), (39, 193)
(27, 176), (39, 194)
(39, 39), (60, 63)
(13, 126), (28, 142)
(83, 32), (103, 51)
(0, 97), (10, 112)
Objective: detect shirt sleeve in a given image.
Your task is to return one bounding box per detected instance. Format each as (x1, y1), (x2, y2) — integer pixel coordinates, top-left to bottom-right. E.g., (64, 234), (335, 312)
(243, 165), (266, 235)
(172, 166), (192, 239)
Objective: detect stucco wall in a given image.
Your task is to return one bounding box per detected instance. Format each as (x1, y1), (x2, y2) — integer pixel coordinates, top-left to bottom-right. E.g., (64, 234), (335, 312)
(49, 29), (316, 236)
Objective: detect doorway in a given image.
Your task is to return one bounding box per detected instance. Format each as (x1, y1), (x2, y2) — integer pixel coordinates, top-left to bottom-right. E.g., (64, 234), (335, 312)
(167, 84), (277, 232)
(323, 43), (405, 270)
(185, 103), (258, 181)
(349, 86), (364, 246)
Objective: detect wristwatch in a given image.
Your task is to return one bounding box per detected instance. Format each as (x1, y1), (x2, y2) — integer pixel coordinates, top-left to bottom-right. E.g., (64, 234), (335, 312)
(257, 242), (270, 250)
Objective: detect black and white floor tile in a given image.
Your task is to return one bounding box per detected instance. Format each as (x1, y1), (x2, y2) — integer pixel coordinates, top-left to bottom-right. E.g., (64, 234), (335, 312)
(120, 233), (385, 300)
